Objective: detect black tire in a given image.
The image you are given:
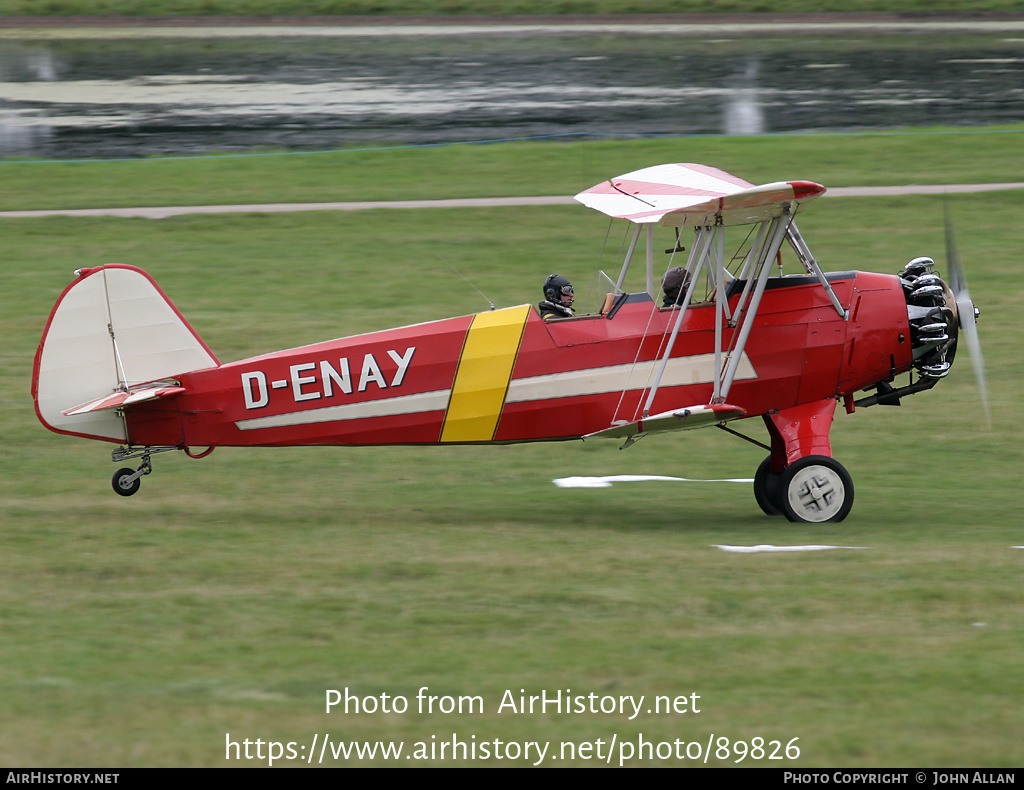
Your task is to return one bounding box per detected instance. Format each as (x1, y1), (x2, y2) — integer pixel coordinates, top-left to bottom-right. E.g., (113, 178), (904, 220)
(112, 467), (141, 497)
(779, 456), (854, 523)
(753, 456), (784, 516)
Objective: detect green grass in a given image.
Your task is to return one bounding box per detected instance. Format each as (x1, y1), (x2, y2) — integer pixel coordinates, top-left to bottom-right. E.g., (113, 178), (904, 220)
(5, 127), (1024, 212)
(2, 134), (1023, 767)
(2, 1), (1022, 17)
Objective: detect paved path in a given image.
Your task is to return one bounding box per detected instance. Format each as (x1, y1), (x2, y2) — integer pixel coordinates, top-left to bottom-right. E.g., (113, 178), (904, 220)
(1, 183), (1022, 219)
(3, 14), (1023, 38)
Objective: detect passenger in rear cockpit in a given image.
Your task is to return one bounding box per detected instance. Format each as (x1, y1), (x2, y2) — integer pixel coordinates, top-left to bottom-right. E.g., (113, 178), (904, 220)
(662, 267), (690, 308)
(539, 274), (575, 321)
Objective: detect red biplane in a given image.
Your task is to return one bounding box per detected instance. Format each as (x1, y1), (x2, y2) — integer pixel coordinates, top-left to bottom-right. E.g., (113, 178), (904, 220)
(32, 163), (983, 522)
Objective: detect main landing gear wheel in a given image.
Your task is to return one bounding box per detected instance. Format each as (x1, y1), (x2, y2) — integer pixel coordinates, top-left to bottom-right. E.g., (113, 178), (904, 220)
(112, 467), (142, 497)
(779, 456), (854, 523)
(753, 456), (784, 516)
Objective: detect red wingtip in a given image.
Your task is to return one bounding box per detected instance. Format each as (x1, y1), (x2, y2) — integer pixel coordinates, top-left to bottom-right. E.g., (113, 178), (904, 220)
(788, 181), (827, 200)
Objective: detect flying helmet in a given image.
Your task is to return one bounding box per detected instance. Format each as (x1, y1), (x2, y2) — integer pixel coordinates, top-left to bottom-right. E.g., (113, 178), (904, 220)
(662, 266), (689, 303)
(543, 274), (574, 305)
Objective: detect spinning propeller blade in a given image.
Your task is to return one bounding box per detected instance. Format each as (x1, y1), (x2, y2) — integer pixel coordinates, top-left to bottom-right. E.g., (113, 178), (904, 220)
(945, 201), (990, 428)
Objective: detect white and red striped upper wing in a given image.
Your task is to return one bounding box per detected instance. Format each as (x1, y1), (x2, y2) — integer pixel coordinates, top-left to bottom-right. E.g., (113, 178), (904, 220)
(574, 163), (825, 226)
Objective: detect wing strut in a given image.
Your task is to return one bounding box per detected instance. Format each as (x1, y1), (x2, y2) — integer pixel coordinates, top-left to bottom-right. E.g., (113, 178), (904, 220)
(639, 222), (719, 418)
(717, 211), (793, 402)
(787, 222), (849, 320)
(639, 209), (796, 413)
(713, 219), (727, 402)
(645, 224), (655, 298)
(581, 164), (841, 424)
(730, 220), (771, 321)
(616, 225), (642, 292)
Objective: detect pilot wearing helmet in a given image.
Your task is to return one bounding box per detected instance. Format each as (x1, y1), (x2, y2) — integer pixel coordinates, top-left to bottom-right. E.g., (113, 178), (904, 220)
(539, 274), (575, 321)
(662, 266), (691, 308)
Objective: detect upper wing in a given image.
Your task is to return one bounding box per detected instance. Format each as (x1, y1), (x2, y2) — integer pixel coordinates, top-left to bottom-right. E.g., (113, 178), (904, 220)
(574, 163), (825, 226)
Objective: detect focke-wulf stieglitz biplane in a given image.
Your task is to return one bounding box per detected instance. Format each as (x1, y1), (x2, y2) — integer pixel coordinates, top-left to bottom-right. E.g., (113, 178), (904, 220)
(33, 163), (984, 523)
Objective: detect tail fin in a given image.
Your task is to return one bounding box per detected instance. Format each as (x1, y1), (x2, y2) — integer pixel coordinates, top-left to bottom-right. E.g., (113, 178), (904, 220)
(33, 265), (219, 443)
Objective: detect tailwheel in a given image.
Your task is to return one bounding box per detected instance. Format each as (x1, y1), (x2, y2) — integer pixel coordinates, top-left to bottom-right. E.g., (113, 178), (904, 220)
(110, 449), (155, 497)
(112, 467), (142, 497)
(753, 456), (784, 516)
(779, 456), (854, 523)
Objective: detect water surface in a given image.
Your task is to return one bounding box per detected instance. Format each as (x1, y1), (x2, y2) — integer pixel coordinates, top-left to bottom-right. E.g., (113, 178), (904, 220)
(1, 24), (1022, 158)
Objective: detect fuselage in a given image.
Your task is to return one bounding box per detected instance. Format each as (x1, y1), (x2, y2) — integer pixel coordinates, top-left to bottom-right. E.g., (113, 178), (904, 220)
(124, 271), (912, 449)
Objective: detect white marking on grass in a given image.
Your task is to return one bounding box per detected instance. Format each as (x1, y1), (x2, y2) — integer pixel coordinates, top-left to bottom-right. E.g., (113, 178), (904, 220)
(553, 474), (753, 488)
(713, 544), (869, 553)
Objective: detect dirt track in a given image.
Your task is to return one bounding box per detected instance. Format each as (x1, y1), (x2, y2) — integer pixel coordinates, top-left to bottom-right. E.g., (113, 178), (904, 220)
(2, 183), (1023, 219)
(3, 11), (1023, 25)
(2, 12), (1023, 36)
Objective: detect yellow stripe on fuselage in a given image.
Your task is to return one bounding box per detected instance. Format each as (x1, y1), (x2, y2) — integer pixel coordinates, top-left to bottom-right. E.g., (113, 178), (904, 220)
(440, 304), (532, 443)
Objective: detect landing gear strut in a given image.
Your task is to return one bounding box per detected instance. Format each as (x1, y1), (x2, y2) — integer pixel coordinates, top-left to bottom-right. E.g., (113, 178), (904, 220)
(110, 450), (155, 497)
(111, 461), (148, 496)
(109, 446), (177, 497)
(754, 399), (854, 523)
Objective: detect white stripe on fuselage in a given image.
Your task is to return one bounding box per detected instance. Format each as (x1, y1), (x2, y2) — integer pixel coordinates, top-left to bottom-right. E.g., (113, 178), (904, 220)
(235, 389), (451, 431)
(233, 353), (756, 431)
(505, 353), (756, 403)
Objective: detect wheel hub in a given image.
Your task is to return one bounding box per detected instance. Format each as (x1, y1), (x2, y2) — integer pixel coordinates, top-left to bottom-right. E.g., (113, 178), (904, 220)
(786, 464), (847, 522)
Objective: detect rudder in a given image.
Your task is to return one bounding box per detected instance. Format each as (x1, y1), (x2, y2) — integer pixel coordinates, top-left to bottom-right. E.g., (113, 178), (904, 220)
(33, 265), (219, 443)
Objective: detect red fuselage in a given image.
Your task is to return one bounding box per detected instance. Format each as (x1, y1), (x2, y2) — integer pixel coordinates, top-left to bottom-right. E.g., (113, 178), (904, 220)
(124, 271), (912, 450)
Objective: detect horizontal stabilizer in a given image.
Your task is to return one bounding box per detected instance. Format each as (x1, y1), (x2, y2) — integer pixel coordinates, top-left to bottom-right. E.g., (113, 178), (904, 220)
(62, 383), (186, 417)
(584, 403), (745, 445)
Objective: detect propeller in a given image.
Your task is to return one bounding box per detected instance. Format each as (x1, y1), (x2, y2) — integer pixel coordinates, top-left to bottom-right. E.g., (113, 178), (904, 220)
(944, 200), (991, 428)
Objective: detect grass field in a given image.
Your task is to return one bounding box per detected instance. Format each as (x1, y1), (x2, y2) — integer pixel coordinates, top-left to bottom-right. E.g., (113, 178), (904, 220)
(2, 1), (1022, 18)
(6, 127), (1024, 211)
(2, 131), (1022, 767)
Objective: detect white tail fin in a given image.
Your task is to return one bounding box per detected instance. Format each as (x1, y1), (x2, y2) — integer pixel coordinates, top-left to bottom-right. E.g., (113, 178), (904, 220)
(33, 265), (219, 443)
